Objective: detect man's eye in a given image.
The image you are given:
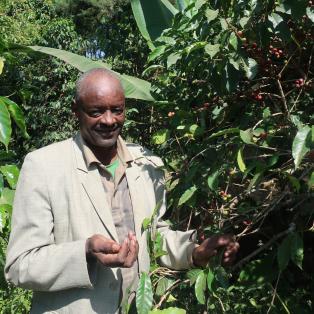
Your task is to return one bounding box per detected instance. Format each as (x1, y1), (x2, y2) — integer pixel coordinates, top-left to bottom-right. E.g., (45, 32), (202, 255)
(88, 111), (102, 117)
(112, 108), (124, 115)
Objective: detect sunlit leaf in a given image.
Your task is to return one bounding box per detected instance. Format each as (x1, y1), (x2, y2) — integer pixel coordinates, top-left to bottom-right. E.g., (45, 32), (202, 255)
(204, 44), (220, 58)
(186, 268), (202, 285)
(152, 129), (170, 145)
(0, 188), (15, 206)
(28, 46), (154, 102)
(206, 9), (219, 22)
(155, 277), (175, 296)
(195, 271), (206, 304)
(0, 165), (19, 189)
(242, 58), (258, 80)
(149, 307), (186, 314)
(178, 185), (197, 206)
(237, 148), (246, 172)
(240, 129), (253, 145)
(0, 98), (12, 150)
(292, 125), (311, 169)
(0, 57), (4, 75)
(207, 169), (220, 191)
(136, 272), (153, 314)
(207, 268), (214, 291)
(290, 233), (303, 270)
(0, 97), (29, 138)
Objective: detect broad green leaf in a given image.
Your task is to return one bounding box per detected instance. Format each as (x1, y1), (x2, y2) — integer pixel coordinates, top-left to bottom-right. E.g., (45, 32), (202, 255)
(207, 169), (219, 191)
(204, 44), (220, 58)
(184, 42), (207, 56)
(136, 272), (153, 314)
(155, 277), (175, 296)
(277, 234), (292, 271)
(0, 204), (11, 231)
(229, 32), (239, 50)
(0, 57), (4, 75)
(152, 129), (170, 145)
(208, 128), (239, 139)
(206, 9), (219, 22)
(0, 187), (15, 206)
(0, 165), (19, 189)
(242, 58), (258, 80)
(178, 185), (197, 206)
(28, 46), (154, 102)
(148, 45), (166, 62)
(215, 266), (230, 289)
(307, 7), (314, 22)
(142, 217), (152, 231)
(290, 233), (303, 269)
(195, 0), (206, 10)
(207, 268), (215, 291)
(237, 148), (246, 172)
(0, 97), (28, 138)
(0, 97), (12, 150)
(268, 13), (284, 29)
(149, 307), (186, 314)
(292, 125), (311, 169)
(240, 129), (253, 144)
(187, 268), (202, 285)
(195, 271), (206, 304)
(130, 0), (177, 47)
(167, 52), (181, 68)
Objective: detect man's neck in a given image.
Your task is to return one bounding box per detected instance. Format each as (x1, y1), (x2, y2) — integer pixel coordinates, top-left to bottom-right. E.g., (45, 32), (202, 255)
(90, 145), (118, 165)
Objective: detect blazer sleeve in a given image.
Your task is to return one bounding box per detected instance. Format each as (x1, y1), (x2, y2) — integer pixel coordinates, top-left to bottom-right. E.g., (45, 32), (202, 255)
(147, 155), (199, 270)
(4, 153), (93, 291)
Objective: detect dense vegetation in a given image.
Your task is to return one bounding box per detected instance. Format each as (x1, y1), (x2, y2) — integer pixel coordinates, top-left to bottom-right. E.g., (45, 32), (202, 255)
(0, 0), (313, 313)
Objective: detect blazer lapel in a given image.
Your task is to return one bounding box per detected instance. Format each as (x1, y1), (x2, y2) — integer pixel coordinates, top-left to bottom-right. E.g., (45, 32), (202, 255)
(73, 136), (119, 242)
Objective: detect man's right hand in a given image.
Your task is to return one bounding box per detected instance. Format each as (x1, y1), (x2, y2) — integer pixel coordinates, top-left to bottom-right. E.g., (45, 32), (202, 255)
(85, 232), (139, 268)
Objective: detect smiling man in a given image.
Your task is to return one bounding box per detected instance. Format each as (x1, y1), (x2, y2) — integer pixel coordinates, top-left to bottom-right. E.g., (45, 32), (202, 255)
(5, 69), (239, 313)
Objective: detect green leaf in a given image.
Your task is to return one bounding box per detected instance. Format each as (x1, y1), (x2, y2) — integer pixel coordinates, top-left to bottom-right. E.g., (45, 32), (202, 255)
(206, 9), (219, 22)
(290, 233), (303, 270)
(195, 271), (206, 304)
(237, 148), (246, 172)
(207, 169), (220, 191)
(142, 217), (152, 231)
(292, 125), (311, 169)
(207, 268), (215, 291)
(178, 185), (197, 206)
(130, 0), (177, 46)
(167, 52), (181, 68)
(0, 97), (28, 138)
(149, 307), (186, 314)
(277, 234), (292, 271)
(148, 45), (166, 62)
(308, 172), (314, 189)
(0, 165), (19, 189)
(215, 266), (230, 289)
(0, 188), (15, 206)
(268, 13), (284, 29)
(242, 58), (258, 80)
(155, 277), (174, 296)
(152, 129), (170, 145)
(0, 97), (12, 150)
(186, 268), (202, 285)
(184, 42), (207, 56)
(136, 272), (153, 314)
(28, 46), (154, 102)
(0, 204), (11, 232)
(0, 57), (4, 75)
(306, 7), (314, 22)
(208, 128), (239, 139)
(195, 0), (206, 10)
(229, 32), (239, 50)
(240, 129), (253, 144)
(204, 44), (220, 58)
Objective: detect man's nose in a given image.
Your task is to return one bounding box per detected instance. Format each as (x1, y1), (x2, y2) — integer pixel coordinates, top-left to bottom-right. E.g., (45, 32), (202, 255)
(100, 110), (114, 125)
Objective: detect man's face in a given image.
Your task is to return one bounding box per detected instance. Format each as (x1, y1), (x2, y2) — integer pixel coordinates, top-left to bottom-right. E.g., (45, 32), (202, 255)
(74, 77), (125, 149)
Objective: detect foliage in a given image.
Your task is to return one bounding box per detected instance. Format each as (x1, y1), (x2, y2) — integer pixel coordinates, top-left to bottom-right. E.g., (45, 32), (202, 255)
(0, 38), (31, 313)
(132, 0), (314, 312)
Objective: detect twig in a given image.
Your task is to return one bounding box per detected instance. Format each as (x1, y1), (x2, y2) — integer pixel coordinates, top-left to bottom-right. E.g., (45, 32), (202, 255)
(267, 272), (281, 314)
(232, 223), (295, 271)
(276, 79), (290, 119)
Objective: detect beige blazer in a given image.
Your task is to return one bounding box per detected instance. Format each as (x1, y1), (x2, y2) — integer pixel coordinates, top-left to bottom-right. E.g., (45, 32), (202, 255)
(5, 134), (197, 314)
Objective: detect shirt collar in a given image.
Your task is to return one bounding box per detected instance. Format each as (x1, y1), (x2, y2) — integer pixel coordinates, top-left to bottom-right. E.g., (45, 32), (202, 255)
(80, 134), (133, 168)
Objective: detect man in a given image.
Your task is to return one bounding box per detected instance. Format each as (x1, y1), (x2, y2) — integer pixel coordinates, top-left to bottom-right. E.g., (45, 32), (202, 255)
(5, 69), (239, 313)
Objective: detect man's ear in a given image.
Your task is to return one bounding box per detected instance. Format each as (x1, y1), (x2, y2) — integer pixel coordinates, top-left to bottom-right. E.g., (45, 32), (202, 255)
(71, 100), (79, 118)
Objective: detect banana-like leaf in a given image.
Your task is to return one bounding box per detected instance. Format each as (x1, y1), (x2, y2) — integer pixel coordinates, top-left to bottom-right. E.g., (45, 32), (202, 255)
(131, 0), (177, 48)
(0, 98), (12, 150)
(28, 46), (154, 102)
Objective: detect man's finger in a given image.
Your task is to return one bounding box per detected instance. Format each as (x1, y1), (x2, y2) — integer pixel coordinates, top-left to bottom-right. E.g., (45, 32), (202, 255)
(123, 239), (139, 267)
